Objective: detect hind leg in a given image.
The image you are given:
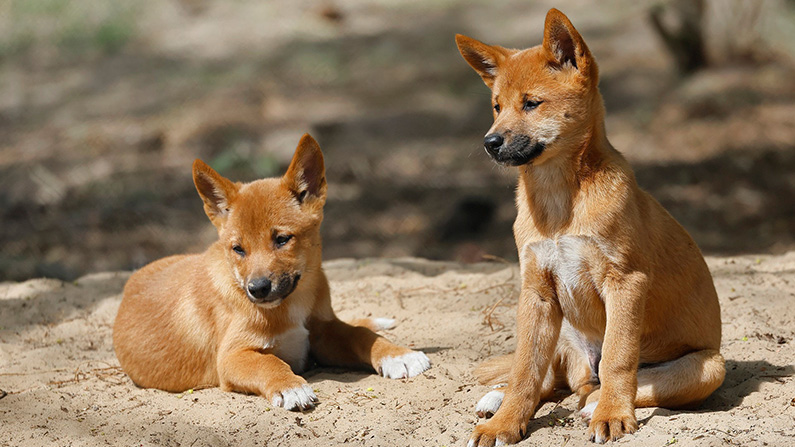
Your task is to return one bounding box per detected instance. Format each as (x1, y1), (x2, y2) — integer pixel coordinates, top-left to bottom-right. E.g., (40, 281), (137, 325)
(556, 324), (599, 409)
(475, 325), (593, 419)
(475, 362), (558, 418)
(580, 349), (725, 420)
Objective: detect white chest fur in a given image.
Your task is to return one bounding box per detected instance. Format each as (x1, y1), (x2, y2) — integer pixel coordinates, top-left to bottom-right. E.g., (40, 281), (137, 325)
(524, 236), (588, 299)
(522, 235), (612, 341)
(265, 325), (310, 373)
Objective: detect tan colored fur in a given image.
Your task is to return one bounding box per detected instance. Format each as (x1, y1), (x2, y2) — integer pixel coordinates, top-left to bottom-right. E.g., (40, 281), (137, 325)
(457, 8), (724, 446)
(113, 134), (428, 409)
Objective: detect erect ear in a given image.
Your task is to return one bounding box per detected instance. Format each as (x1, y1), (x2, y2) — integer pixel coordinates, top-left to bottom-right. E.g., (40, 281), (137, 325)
(283, 133), (326, 205)
(193, 159), (239, 226)
(455, 34), (513, 88)
(542, 8), (596, 78)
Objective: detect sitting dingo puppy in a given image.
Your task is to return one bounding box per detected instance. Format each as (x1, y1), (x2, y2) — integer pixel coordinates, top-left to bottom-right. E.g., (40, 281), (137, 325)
(113, 134), (430, 410)
(455, 8), (724, 445)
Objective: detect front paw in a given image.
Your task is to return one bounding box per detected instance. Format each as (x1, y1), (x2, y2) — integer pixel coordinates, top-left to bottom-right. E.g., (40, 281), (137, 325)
(586, 404), (637, 444)
(270, 383), (317, 411)
(378, 351), (431, 379)
(468, 416), (524, 447)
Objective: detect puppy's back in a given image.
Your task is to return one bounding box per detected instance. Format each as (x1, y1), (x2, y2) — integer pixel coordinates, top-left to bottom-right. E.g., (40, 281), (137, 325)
(114, 253), (219, 391)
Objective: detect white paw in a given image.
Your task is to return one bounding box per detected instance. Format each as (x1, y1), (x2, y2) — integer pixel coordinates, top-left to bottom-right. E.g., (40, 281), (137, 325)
(271, 384), (317, 411)
(468, 439), (508, 447)
(475, 389), (505, 418)
(579, 401), (598, 423)
(379, 351), (431, 379)
(371, 317), (396, 331)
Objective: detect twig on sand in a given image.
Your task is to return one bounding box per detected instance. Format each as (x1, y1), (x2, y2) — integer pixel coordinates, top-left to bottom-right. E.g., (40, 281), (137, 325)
(481, 254), (513, 265)
(482, 298), (506, 331)
(394, 284), (467, 309)
(710, 428), (737, 437)
(759, 374), (789, 383)
(0, 368), (71, 376)
(478, 255), (520, 331)
(48, 361), (126, 387)
(398, 284), (462, 296)
(395, 288), (405, 310)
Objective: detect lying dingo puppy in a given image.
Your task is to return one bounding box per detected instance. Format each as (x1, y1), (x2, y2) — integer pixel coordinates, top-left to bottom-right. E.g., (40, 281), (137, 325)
(113, 134), (430, 410)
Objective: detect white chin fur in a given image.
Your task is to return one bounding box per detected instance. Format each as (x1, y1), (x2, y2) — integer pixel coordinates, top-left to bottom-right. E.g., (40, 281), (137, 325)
(253, 299), (284, 309)
(379, 351), (431, 379)
(271, 384), (317, 411)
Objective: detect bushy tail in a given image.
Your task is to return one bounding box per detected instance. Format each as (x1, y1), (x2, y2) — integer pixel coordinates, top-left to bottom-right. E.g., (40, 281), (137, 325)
(348, 317), (397, 332)
(635, 348), (725, 408)
(474, 353), (514, 385)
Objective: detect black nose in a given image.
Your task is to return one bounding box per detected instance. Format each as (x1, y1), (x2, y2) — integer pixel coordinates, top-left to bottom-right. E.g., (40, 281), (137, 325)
(484, 134), (504, 155)
(247, 277), (272, 300)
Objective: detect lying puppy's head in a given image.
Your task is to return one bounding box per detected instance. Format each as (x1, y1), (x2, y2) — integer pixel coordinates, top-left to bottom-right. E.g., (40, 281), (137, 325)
(193, 134), (326, 308)
(456, 8), (602, 167)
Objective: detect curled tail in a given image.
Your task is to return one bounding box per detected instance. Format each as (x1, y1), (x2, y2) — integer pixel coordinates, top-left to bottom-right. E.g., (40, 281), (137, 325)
(348, 317), (397, 332)
(474, 353), (514, 385)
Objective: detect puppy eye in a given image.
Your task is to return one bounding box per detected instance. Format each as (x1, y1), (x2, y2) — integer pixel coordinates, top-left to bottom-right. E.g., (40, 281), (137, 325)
(493, 103), (500, 113)
(232, 245), (246, 256)
(274, 234), (293, 248)
(523, 100), (542, 111)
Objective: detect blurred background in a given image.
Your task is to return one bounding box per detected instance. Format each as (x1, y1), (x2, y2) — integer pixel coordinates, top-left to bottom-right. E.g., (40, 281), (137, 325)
(1, 0), (794, 281)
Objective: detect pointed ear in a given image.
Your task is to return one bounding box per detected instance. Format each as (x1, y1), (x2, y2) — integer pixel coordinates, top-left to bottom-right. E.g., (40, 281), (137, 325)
(455, 34), (513, 88)
(543, 8), (596, 78)
(283, 134), (326, 204)
(193, 159), (239, 226)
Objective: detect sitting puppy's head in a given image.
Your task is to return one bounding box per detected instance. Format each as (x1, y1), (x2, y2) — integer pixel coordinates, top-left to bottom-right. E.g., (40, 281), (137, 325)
(456, 8), (602, 167)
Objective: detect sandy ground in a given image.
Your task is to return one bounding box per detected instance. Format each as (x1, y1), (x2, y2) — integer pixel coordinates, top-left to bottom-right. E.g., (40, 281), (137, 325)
(1, 253), (794, 447)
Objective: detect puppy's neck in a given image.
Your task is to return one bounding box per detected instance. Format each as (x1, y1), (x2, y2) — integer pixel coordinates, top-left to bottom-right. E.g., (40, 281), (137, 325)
(517, 118), (609, 236)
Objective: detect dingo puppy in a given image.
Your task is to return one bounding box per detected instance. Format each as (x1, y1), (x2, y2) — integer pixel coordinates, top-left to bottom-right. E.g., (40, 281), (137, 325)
(456, 8), (724, 445)
(113, 134), (430, 410)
